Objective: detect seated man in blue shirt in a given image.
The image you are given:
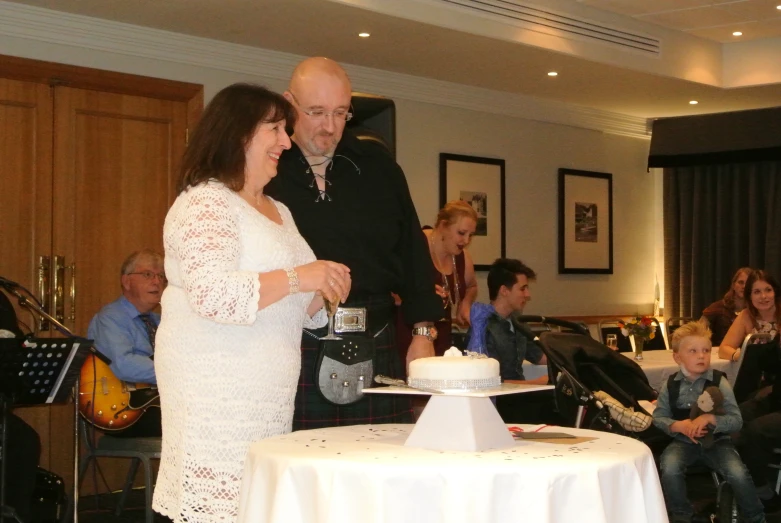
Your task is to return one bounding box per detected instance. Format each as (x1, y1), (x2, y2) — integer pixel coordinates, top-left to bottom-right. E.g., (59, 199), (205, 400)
(468, 258), (552, 423)
(87, 249), (164, 437)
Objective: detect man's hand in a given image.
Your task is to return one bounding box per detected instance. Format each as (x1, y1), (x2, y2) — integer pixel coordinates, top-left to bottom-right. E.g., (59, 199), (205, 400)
(406, 335), (435, 372)
(527, 374), (549, 385)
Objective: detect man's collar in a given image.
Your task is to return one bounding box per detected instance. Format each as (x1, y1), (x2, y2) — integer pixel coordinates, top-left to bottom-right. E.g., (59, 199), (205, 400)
(119, 295), (142, 317)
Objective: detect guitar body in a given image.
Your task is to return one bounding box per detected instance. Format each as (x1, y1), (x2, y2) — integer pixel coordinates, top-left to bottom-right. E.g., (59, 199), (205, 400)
(78, 354), (159, 431)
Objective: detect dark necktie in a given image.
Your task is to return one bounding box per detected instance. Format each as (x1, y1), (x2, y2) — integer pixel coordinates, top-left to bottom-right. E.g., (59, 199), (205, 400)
(139, 313), (157, 350)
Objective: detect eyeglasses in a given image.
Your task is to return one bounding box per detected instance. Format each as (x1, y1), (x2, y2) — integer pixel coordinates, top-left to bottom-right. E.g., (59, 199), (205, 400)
(127, 271), (167, 283)
(289, 92), (353, 122)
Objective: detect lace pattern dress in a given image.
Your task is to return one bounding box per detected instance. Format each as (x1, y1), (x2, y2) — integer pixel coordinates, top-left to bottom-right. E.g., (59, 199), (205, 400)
(754, 318), (778, 340)
(152, 181), (326, 523)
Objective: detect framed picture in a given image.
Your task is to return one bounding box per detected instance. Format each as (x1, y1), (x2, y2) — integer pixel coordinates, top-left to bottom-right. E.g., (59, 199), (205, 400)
(558, 168), (613, 274)
(439, 153), (505, 271)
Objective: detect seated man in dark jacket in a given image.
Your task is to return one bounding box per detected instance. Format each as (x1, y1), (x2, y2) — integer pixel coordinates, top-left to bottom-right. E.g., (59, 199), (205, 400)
(484, 259), (547, 383)
(468, 258), (552, 423)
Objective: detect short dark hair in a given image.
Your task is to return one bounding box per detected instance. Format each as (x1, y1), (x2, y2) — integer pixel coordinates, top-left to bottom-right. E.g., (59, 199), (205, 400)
(744, 269), (781, 326)
(177, 83), (296, 194)
(487, 258), (537, 300)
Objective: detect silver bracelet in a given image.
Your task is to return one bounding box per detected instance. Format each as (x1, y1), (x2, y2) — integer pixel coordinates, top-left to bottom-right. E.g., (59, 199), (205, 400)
(284, 267), (299, 294)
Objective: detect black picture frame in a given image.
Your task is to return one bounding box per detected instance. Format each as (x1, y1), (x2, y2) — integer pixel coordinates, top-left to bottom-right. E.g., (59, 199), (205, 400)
(558, 168), (613, 274)
(439, 153), (506, 271)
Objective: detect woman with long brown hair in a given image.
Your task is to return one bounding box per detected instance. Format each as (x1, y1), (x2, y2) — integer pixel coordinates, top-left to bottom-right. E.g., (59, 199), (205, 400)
(701, 267), (751, 346)
(153, 83), (350, 522)
(718, 269), (780, 362)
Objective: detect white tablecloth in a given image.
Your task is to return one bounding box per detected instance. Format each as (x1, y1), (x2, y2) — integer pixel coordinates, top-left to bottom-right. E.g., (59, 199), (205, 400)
(237, 424), (668, 523)
(523, 350), (737, 392)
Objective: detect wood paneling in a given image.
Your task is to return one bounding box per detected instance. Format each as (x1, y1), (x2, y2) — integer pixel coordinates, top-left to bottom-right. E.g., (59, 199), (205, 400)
(53, 86), (187, 335)
(0, 54), (202, 499)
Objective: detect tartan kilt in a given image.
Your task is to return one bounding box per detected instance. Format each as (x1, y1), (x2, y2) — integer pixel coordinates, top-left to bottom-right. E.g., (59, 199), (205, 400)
(294, 319), (413, 431)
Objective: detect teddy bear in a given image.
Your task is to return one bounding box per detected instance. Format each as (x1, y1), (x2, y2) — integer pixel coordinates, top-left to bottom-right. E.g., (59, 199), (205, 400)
(689, 385), (725, 448)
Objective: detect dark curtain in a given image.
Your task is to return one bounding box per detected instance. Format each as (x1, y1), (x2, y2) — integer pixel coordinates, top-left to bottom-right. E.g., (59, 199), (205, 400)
(663, 161), (781, 318)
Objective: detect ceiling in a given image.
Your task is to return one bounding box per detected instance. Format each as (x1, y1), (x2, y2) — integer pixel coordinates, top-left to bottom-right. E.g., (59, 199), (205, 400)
(6, 0), (781, 119)
(580, 0), (781, 43)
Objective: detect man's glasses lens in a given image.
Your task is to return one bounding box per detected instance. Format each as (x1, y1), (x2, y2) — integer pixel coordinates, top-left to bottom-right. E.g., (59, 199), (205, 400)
(290, 92), (353, 122)
(130, 271), (166, 282)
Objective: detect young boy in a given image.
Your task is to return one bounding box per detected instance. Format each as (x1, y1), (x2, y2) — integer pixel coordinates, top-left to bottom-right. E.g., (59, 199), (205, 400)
(653, 321), (766, 523)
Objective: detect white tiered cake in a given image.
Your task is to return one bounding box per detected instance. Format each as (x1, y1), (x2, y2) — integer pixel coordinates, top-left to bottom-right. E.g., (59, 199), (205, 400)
(408, 347), (501, 392)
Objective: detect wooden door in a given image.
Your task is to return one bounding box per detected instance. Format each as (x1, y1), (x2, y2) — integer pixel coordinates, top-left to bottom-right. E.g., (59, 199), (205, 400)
(53, 86), (186, 336)
(0, 77), (57, 472)
(45, 86), (188, 490)
(0, 53), (201, 498)
(0, 77), (53, 329)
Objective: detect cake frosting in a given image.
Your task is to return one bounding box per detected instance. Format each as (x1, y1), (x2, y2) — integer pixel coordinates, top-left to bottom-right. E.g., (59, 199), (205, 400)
(408, 347), (500, 391)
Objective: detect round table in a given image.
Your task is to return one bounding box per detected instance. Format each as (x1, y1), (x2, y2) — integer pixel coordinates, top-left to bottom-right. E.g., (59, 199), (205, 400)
(237, 424), (668, 523)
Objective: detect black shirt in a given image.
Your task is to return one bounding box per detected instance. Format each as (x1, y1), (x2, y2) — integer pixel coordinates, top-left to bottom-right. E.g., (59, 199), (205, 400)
(266, 131), (441, 325)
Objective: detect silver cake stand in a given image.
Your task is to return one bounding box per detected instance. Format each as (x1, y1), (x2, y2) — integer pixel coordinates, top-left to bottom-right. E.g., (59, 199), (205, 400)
(364, 382), (553, 452)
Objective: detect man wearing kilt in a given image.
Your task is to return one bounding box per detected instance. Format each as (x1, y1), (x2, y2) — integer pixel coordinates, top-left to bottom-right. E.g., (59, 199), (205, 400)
(267, 57), (443, 430)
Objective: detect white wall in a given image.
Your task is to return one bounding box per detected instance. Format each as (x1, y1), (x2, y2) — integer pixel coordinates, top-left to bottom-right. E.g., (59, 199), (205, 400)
(396, 100), (655, 315)
(0, 23), (657, 317)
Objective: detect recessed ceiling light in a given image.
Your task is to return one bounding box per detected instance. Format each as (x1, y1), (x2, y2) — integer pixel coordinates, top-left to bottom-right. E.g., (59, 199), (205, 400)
(547, 71), (558, 77)
(733, 31), (743, 36)
(777, 5), (781, 10)
(689, 100), (699, 105)
(358, 32), (370, 38)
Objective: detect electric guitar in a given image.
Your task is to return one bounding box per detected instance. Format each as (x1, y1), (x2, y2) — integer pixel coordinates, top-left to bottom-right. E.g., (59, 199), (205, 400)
(78, 354), (160, 431)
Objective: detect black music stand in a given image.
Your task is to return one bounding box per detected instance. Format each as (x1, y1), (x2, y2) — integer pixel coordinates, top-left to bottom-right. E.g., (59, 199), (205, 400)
(0, 337), (93, 523)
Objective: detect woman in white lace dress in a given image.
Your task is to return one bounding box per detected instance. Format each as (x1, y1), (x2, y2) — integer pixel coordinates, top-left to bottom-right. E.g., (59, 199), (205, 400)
(152, 84), (351, 523)
(719, 269), (780, 362)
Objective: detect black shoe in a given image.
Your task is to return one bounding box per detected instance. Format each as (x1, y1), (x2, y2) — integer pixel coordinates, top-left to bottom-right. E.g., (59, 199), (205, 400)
(761, 493), (781, 513)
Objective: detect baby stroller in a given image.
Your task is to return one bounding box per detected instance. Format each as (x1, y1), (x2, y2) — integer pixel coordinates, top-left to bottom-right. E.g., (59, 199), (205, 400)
(516, 315), (657, 432)
(517, 316), (739, 523)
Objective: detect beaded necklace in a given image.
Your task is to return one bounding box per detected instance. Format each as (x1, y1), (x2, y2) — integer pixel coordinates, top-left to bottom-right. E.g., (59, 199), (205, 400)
(429, 232), (461, 312)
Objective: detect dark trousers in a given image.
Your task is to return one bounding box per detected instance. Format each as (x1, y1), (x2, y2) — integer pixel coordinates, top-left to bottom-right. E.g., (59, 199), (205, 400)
(1, 412), (41, 521)
(735, 394), (781, 488)
(660, 438), (765, 523)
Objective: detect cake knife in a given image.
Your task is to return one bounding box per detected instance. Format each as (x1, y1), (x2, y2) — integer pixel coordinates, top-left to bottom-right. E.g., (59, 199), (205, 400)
(374, 375), (443, 394)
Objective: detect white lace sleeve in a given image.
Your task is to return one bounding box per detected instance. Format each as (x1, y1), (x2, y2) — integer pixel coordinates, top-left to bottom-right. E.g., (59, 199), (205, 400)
(168, 185), (259, 325)
(304, 305), (327, 329)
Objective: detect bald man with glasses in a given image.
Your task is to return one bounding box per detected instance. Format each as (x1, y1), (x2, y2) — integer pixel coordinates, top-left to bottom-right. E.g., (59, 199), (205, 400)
(86, 248), (164, 437)
(266, 57), (442, 431)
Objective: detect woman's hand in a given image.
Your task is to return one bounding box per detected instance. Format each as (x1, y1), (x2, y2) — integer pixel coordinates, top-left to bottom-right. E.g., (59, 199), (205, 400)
(296, 261), (351, 305)
(455, 301), (471, 327)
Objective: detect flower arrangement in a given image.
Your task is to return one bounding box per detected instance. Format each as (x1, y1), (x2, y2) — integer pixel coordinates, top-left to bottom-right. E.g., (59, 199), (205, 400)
(618, 316), (657, 341)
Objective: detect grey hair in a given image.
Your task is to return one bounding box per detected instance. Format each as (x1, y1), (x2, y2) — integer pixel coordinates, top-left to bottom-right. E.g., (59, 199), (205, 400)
(120, 249), (163, 278)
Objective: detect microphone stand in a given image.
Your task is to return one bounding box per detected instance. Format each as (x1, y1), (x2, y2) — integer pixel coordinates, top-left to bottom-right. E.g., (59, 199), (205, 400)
(0, 282), (96, 523)
(1, 284), (74, 339)
(514, 315), (610, 430)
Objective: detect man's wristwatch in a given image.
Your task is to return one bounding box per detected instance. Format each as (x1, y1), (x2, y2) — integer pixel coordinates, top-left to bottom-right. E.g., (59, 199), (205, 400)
(412, 325), (438, 341)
